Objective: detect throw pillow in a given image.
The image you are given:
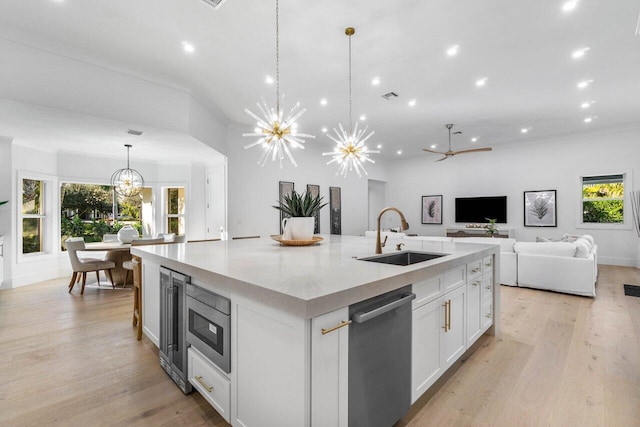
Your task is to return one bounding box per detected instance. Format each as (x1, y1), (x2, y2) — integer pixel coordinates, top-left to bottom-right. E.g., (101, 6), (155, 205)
(581, 234), (595, 246)
(560, 233), (579, 242)
(574, 238), (591, 258)
(536, 236), (553, 242)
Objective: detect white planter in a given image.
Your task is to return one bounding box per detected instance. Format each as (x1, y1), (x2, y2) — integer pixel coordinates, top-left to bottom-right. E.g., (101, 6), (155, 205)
(117, 225), (139, 243)
(289, 217), (315, 241)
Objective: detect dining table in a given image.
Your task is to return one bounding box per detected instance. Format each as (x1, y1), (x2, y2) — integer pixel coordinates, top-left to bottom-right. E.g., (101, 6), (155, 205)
(83, 241), (133, 286)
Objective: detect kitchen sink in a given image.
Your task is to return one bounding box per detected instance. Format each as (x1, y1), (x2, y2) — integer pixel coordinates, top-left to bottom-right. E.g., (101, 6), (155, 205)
(358, 251), (447, 266)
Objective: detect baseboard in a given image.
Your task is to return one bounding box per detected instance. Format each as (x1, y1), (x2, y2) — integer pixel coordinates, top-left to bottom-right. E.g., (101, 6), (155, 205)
(598, 257), (637, 267)
(9, 268), (69, 288)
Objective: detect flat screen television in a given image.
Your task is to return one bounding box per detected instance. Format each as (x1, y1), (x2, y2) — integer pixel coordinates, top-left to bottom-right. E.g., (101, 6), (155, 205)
(455, 196), (507, 223)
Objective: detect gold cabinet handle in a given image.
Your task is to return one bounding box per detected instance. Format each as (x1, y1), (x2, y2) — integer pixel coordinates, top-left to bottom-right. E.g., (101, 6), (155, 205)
(321, 320), (352, 335)
(486, 285), (491, 290)
(442, 301), (448, 332)
(471, 280), (480, 286)
(447, 299), (452, 330)
(485, 313), (492, 319)
(195, 375), (213, 393)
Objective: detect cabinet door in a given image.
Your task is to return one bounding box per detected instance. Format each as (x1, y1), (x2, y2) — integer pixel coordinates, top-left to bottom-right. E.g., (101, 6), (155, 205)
(442, 285), (466, 370)
(143, 261), (161, 346)
(311, 307), (349, 427)
(466, 277), (482, 346)
(411, 298), (443, 403)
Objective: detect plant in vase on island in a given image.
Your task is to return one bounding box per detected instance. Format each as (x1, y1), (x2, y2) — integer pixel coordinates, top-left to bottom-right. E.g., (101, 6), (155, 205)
(273, 190), (327, 241)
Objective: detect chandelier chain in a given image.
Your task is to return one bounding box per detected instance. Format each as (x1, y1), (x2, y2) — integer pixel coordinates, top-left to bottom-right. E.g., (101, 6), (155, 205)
(275, 0), (280, 114)
(348, 33), (352, 133)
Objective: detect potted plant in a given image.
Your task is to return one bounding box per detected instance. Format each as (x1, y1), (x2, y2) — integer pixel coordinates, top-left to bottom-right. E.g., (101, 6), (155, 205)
(484, 218), (498, 237)
(273, 191), (327, 240)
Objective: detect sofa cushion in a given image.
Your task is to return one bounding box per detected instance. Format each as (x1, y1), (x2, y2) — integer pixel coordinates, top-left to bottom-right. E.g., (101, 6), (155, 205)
(581, 234), (595, 246)
(574, 237), (593, 258)
(514, 241), (577, 257)
(455, 237), (516, 253)
(536, 236), (554, 242)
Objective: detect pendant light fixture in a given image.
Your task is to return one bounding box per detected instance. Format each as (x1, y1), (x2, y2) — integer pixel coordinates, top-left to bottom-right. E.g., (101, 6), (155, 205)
(110, 144), (144, 197)
(243, 0), (314, 168)
(323, 27), (379, 177)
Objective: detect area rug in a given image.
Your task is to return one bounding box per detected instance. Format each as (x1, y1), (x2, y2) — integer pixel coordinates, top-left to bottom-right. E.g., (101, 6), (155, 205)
(623, 284), (640, 297)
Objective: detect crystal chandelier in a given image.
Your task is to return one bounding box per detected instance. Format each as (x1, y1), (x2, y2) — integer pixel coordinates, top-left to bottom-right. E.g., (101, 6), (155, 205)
(323, 27), (379, 177)
(110, 144), (144, 197)
(243, 0), (314, 168)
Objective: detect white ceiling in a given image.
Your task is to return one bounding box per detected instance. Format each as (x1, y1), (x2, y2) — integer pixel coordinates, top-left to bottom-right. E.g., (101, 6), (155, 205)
(1, 0), (639, 161)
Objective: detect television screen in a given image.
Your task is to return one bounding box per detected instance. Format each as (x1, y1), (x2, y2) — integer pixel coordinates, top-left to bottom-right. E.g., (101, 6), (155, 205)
(455, 196), (507, 223)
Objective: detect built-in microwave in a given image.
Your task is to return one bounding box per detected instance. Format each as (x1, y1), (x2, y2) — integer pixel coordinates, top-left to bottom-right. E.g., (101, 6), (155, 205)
(186, 283), (231, 374)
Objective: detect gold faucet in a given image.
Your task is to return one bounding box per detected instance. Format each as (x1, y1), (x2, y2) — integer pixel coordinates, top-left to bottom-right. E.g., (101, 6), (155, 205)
(376, 207), (409, 254)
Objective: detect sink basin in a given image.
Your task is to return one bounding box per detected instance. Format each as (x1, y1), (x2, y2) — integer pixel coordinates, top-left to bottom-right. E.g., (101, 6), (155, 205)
(358, 251), (447, 266)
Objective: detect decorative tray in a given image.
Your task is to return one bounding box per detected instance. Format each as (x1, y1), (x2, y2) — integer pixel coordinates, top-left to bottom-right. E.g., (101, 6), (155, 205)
(271, 235), (323, 246)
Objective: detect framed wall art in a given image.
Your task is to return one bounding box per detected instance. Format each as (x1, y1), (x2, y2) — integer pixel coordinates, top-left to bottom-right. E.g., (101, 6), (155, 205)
(330, 186), (341, 235)
(279, 181), (294, 234)
(307, 184), (320, 234)
(421, 195), (443, 224)
(524, 190), (557, 227)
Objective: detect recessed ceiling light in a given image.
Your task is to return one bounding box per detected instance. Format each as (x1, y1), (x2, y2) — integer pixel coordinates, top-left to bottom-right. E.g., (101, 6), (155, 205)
(572, 47), (590, 59)
(372, 77), (381, 86)
(265, 75), (274, 85)
(471, 137), (478, 142)
(476, 77), (488, 87)
(408, 99), (417, 107)
(182, 41), (195, 53)
(320, 98), (327, 106)
(446, 44), (459, 56)
(359, 114), (366, 121)
(430, 144), (437, 149)
(377, 144), (382, 149)
(321, 127), (327, 133)
(577, 79), (593, 89)
(562, 1), (578, 12)
(521, 128), (529, 134)
(397, 150), (402, 155)
(584, 117), (592, 123)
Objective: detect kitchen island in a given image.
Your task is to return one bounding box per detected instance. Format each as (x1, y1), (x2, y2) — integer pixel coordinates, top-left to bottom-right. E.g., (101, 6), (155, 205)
(132, 235), (500, 427)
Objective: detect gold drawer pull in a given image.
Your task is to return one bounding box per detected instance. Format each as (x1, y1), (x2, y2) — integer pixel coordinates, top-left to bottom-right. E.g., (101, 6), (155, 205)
(471, 268), (481, 273)
(485, 313), (492, 319)
(486, 285), (491, 290)
(195, 375), (213, 393)
(471, 281), (480, 286)
(321, 320), (352, 335)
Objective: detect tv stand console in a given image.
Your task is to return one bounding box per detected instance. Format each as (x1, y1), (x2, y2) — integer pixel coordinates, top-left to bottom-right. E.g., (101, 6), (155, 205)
(445, 227), (515, 239)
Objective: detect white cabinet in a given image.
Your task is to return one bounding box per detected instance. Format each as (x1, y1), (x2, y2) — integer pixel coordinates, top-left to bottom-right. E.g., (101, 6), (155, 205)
(311, 307), (349, 427)
(465, 276), (482, 345)
(142, 260), (161, 346)
(411, 297), (444, 402)
(442, 285), (466, 369)
(412, 266), (467, 403)
(188, 347), (231, 423)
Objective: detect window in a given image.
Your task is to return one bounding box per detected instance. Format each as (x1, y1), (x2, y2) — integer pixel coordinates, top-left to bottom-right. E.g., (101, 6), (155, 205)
(581, 174), (624, 224)
(21, 178), (46, 254)
(165, 187), (185, 235)
(60, 182), (146, 246)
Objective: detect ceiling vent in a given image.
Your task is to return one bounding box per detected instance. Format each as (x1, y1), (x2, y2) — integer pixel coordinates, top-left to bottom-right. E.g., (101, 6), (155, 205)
(127, 129), (144, 136)
(200, 0), (227, 9)
(382, 92), (399, 100)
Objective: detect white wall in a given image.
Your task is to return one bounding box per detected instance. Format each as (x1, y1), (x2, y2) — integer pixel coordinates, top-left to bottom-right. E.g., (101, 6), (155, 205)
(385, 126), (640, 266)
(226, 125), (389, 238)
(0, 137), (12, 288)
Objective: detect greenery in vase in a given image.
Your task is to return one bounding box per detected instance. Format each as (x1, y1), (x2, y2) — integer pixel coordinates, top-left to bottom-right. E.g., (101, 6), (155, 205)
(273, 190), (327, 217)
(484, 218), (498, 236)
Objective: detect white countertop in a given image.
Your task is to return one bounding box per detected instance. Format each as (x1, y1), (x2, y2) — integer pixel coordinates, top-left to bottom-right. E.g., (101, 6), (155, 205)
(132, 234), (498, 318)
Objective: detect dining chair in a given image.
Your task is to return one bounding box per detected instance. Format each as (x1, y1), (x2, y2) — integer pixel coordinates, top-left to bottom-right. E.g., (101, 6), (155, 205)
(122, 238), (165, 286)
(65, 238), (116, 295)
(102, 233), (118, 242)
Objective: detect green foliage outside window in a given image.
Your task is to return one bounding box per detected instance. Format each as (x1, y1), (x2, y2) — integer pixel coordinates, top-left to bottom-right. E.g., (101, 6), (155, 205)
(582, 182), (623, 223)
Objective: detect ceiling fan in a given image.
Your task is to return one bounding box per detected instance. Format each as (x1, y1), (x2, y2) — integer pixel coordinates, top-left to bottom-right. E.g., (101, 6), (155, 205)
(422, 123), (492, 161)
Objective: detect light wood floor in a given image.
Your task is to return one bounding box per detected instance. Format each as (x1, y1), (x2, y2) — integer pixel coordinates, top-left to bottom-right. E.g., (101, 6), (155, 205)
(1, 266), (639, 426)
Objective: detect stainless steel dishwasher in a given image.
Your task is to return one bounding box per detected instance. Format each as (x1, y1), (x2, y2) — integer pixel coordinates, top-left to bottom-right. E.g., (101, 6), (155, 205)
(349, 285), (415, 427)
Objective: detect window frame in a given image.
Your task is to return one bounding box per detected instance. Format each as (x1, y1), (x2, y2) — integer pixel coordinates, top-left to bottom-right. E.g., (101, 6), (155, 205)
(17, 171), (58, 261)
(162, 185), (187, 235)
(576, 169), (632, 230)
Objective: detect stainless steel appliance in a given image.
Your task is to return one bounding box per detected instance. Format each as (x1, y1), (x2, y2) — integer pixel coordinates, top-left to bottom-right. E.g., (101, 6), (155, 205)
(348, 285), (415, 427)
(186, 283), (231, 374)
(159, 267), (192, 394)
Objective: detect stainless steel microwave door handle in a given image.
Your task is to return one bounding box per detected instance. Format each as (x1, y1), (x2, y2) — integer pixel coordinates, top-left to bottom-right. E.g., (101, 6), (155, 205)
(352, 293), (416, 324)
